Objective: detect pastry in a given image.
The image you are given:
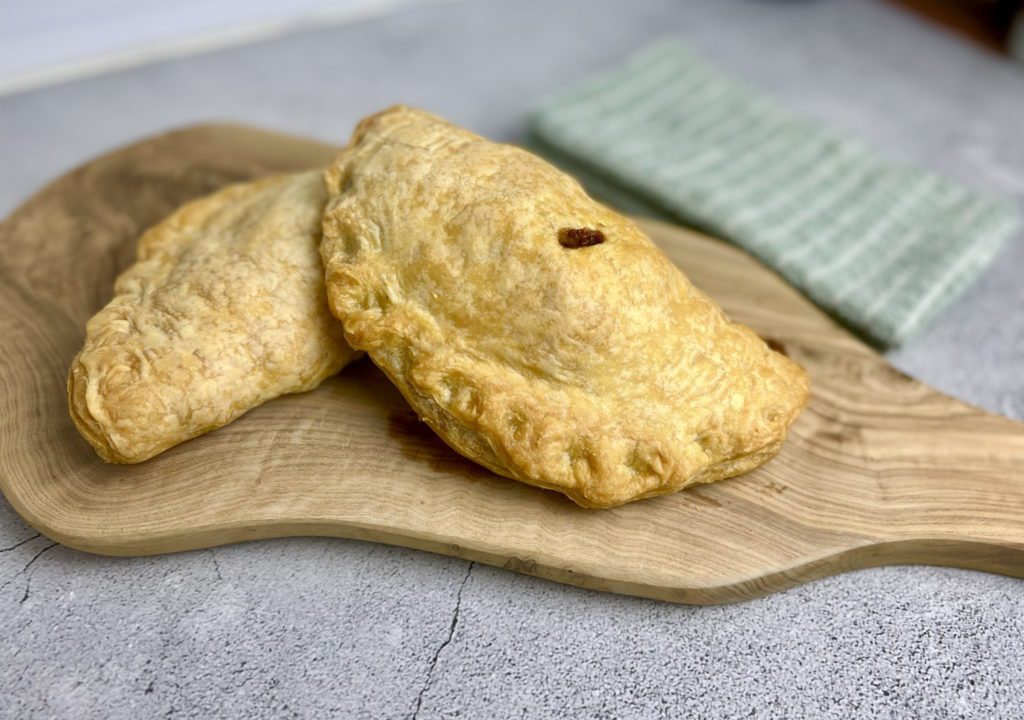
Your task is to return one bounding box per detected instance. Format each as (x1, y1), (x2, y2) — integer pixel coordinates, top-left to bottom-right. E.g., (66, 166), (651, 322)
(69, 171), (357, 463)
(321, 106), (809, 508)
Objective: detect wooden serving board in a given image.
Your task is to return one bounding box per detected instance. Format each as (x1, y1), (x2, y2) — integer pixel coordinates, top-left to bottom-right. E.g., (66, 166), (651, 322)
(2, 125), (1024, 604)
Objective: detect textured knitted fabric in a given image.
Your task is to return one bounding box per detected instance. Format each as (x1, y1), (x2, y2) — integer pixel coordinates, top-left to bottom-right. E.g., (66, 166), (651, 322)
(529, 40), (1019, 347)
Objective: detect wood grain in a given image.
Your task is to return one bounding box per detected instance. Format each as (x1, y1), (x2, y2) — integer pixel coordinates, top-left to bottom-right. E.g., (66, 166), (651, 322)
(2, 125), (1023, 604)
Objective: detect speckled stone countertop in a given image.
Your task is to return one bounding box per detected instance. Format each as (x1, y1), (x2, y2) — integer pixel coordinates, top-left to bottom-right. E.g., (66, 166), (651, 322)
(2, 1), (1023, 717)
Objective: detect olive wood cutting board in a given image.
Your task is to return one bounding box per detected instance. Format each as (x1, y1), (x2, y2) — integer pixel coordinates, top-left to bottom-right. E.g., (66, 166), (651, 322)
(2, 125), (1023, 604)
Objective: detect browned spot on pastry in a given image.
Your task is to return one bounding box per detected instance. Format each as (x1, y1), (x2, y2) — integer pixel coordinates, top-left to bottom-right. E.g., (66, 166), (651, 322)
(558, 227), (605, 249)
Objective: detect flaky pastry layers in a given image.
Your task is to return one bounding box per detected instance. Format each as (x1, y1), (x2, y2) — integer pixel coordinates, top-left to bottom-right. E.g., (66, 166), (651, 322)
(69, 171), (357, 463)
(322, 106), (810, 508)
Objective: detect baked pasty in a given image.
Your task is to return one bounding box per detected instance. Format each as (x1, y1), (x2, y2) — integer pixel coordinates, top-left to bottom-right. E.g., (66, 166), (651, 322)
(69, 171), (357, 463)
(322, 106), (809, 508)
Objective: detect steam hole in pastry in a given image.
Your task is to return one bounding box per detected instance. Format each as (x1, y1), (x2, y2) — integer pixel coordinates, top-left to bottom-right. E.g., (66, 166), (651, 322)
(763, 337), (787, 356)
(558, 227), (605, 249)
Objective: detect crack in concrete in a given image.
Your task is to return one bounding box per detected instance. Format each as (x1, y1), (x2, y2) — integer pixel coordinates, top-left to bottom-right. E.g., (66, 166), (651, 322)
(206, 549), (224, 582)
(410, 561), (474, 720)
(3, 541), (59, 601)
(0, 533), (40, 553)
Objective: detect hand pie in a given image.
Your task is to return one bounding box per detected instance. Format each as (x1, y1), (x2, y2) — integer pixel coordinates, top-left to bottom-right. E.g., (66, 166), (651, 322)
(322, 106), (809, 508)
(69, 171), (357, 463)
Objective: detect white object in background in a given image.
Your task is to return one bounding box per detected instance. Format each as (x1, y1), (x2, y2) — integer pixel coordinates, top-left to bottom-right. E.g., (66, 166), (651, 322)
(0, 0), (458, 96)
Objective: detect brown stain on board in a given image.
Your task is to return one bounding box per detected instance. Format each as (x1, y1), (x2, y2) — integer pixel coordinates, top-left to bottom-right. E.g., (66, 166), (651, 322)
(687, 489), (723, 508)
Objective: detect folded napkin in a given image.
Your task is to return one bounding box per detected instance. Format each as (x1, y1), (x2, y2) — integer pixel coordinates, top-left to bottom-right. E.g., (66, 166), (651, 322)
(529, 41), (1019, 347)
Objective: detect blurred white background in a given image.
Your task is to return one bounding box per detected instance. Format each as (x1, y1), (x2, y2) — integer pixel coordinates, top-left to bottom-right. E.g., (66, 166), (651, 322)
(0, 0), (449, 94)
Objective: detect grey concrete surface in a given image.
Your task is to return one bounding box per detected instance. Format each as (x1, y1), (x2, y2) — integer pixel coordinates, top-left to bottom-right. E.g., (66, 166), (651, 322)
(1, 0), (1023, 717)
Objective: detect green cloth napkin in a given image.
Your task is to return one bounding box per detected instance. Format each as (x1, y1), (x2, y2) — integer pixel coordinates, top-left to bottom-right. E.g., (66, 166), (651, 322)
(529, 40), (1019, 347)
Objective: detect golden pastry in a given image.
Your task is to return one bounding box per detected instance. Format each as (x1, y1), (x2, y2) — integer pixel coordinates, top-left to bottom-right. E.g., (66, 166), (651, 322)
(69, 171), (357, 463)
(322, 106), (810, 508)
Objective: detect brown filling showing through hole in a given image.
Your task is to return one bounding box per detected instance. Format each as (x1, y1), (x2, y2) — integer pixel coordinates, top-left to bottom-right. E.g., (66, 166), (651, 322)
(763, 337), (788, 356)
(558, 227), (605, 249)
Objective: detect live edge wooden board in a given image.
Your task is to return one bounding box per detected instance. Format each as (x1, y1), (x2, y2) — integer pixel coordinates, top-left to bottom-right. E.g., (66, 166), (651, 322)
(2, 125), (1024, 605)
